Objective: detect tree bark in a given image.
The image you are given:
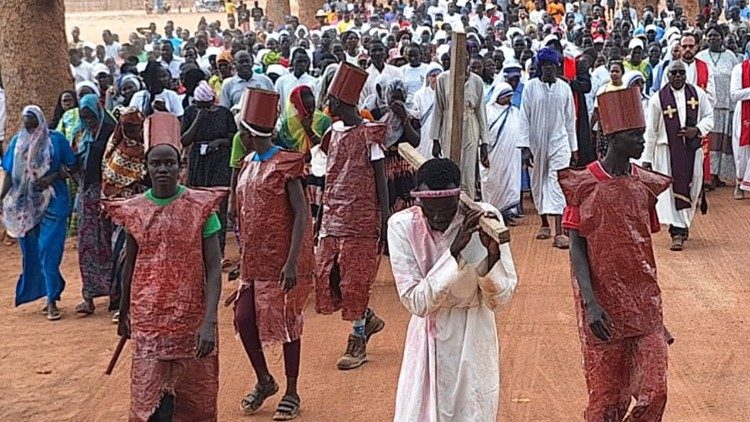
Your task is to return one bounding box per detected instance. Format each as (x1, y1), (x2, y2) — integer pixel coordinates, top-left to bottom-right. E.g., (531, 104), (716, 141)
(265, 0), (292, 30)
(629, 0), (660, 16)
(0, 0), (73, 142)
(298, 0), (323, 28)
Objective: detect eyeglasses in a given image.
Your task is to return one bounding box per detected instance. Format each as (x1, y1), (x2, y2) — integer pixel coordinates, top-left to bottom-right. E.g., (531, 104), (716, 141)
(669, 70), (686, 75)
(680, 44), (695, 49)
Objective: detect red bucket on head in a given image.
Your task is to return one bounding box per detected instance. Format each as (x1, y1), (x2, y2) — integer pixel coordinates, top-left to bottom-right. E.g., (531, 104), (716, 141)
(144, 111), (182, 151)
(598, 86), (646, 136)
(329, 62), (369, 106)
(241, 88), (280, 130)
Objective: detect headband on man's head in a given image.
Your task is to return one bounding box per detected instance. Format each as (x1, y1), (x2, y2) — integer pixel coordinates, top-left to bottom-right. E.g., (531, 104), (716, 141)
(411, 188), (462, 199)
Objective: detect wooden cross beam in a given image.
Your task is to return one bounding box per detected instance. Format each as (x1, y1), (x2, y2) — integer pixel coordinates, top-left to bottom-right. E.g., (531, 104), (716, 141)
(444, 31), (467, 163)
(398, 143), (511, 244)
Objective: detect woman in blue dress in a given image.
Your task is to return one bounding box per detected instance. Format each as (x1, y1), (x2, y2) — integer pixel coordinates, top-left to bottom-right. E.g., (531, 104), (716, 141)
(1, 106), (77, 320)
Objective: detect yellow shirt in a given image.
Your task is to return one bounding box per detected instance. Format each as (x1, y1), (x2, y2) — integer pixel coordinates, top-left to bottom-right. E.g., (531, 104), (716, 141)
(546, 2), (565, 23)
(225, 1), (236, 14)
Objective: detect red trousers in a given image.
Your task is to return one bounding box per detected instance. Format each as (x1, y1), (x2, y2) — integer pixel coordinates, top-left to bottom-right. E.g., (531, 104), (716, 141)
(582, 330), (668, 421)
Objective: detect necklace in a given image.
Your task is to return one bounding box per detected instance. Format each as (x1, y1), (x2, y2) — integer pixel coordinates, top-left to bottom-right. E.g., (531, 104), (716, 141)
(708, 50), (723, 67)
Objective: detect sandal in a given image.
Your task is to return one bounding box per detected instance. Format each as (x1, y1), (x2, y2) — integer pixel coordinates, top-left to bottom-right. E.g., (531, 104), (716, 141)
(74, 301), (95, 316)
(221, 258), (234, 271)
(553, 234), (570, 250)
(111, 311), (120, 324)
(240, 377), (279, 415)
(41, 305), (48, 315)
(535, 227), (552, 240)
(273, 394), (301, 421)
(228, 266), (240, 281)
(47, 308), (62, 321)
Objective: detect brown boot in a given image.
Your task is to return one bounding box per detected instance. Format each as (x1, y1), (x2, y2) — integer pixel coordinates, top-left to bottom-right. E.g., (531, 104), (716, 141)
(364, 309), (385, 343)
(670, 235), (685, 251)
(336, 334), (368, 370)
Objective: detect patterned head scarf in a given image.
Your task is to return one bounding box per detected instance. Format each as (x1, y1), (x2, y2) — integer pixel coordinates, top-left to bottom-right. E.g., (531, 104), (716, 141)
(2, 106), (53, 237)
(74, 93), (104, 165)
(194, 80), (215, 102)
(278, 85), (332, 154)
(102, 107), (147, 198)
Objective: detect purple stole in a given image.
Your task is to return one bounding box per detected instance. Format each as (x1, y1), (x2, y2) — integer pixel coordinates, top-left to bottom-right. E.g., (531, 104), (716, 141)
(658, 84), (700, 210)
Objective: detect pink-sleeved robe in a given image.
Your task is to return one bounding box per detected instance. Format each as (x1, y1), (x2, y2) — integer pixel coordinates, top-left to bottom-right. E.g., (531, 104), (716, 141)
(387, 204), (518, 422)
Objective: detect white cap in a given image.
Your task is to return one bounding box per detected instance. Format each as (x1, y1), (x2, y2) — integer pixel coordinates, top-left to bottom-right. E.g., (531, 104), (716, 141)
(628, 38), (644, 50)
(93, 63), (110, 76)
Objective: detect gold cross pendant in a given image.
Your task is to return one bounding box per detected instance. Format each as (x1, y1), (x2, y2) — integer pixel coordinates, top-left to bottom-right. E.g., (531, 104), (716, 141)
(687, 97), (699, 110)
(663, 105), (677, 119)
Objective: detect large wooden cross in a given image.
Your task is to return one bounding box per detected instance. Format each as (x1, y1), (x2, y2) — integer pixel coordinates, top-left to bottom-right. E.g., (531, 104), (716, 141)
(397, 31), (510, 245)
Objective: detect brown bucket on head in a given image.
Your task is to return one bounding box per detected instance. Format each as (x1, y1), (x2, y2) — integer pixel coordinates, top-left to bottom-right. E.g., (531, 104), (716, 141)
(329, 61), (369, 106)
(598, 86), (646, 136)
(241, 88), (280, 130)
(144, 111), (182, 151)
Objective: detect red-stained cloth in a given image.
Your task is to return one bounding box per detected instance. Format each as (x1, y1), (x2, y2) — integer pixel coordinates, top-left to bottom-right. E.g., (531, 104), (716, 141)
(741, 60), (750, 147)
(559, 162), (673, 420)
(103, 187), (228, 422)
(235, 150), (313, 345)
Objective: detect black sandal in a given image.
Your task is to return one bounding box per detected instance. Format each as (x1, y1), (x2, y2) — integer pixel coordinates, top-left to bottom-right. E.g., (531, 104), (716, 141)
(272, 394), (301, 421)
(240, 377), (279, 415)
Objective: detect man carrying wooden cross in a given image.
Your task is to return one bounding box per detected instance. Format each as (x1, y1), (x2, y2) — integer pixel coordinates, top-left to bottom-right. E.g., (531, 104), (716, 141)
(389, 158), (517, 421)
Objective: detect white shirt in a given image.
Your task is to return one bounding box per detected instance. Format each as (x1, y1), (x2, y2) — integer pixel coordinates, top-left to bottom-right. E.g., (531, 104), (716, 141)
(104, 42), (121, 61)
(274, 72), (317, 109)
(159, 56), (186, 79)
(402, 64), (429, 106)
(129, 89), (185, 117)
(360, 63), (403, 106)
(70, 62), (93, 83)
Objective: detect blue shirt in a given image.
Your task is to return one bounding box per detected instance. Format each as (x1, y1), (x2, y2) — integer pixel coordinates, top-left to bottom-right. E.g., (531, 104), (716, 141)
(219, 74), (276, 109)
(2, 131), (77, 218)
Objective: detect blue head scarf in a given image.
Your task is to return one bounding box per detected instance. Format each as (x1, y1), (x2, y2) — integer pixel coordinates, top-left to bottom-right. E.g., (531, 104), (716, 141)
(74, 93), (104, 165)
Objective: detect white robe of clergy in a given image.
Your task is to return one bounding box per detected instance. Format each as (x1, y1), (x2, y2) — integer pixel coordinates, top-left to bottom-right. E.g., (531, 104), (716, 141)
(643, 84), (714, 228)
(730, 62), (750, 192)
(409, 85), (439, 160)
(389, 205), (517, 422)
(659, 59), (717, 106)
(517, 77), (577, 215)
(480, 95), (522, 214)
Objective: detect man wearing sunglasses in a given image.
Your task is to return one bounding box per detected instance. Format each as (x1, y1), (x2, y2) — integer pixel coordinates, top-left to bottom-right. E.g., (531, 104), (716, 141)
(643, 60), (714, 251)
(659, 33), (716, 105)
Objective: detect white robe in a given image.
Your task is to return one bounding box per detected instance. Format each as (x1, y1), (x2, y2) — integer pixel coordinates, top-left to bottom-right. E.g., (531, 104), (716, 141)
(480, 103), (522, 213)
(643, 85), (714, 228)
(409, 85), (438, 160)
(389, 205), (517, 422)
(517, 78), (577, 215)
(730, 62), (750, 192)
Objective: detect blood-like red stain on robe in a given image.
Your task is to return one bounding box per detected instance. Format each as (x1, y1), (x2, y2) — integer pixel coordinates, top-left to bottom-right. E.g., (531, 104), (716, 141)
(104, 187), (227, 422)
(560, 161), (674, 421)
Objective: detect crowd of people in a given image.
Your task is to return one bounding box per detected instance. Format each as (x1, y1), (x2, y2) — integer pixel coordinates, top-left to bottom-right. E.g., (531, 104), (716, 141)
(1, 0), (750, 420)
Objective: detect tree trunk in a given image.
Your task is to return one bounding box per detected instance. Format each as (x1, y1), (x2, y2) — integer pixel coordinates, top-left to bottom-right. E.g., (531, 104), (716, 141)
(298, 0), (323, 28)
(0, 0), (73, 143)
(681, 0), (700, 26)
(265, 0), (291, 30)
(629, 0), (660, 16)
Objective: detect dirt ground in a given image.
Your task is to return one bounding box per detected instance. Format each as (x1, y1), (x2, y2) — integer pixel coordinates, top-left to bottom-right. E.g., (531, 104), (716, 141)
(1, 186), (749, 421)
(65, 9), (295, 43)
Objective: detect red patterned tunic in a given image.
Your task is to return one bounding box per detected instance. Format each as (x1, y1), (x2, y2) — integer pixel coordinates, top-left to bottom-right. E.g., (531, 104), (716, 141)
(104, 187), (227, 422)
(235, 150), (314, 345)
(560, 162), (673, 421)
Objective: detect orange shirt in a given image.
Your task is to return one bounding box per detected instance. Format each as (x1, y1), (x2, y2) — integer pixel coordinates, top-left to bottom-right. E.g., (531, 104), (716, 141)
(547, 2), (565, 23)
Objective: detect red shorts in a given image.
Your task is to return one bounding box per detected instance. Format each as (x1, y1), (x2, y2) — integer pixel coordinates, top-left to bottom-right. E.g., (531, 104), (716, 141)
(314, 236), (380, 321)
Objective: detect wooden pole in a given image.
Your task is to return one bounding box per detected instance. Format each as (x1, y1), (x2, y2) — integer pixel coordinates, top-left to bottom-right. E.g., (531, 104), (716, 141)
(445, 31), (467, 164)
(398, 144), (510, 244)
(105, 336), (128, 375)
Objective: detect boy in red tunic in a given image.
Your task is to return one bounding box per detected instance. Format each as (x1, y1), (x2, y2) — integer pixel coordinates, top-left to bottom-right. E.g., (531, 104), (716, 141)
(559, 87), (673, 421)
(104, 112), (225, 422)
(230, 89), (313, 420)
(315, 63), (390, 370)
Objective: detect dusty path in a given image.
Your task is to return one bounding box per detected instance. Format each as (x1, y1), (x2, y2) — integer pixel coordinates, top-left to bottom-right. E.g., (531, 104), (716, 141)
(1, 188), (749, 421)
